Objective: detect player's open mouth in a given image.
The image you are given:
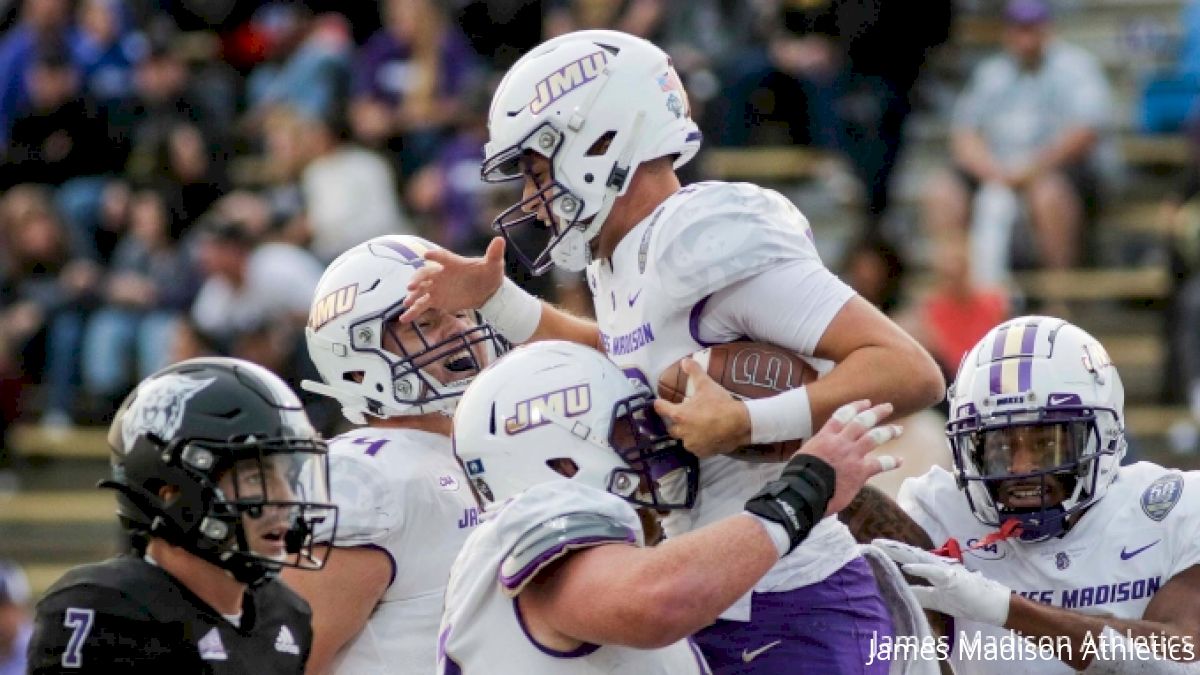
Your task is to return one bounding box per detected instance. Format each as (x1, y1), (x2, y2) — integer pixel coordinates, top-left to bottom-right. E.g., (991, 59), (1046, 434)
(261, 526), (288, 552)
(1000, 481), (1059, 507)
(442, 349), (476, 377)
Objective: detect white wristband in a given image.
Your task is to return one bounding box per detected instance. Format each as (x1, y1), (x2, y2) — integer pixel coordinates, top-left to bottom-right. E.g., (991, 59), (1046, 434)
(478, 277), (542, 344)
(744, 386), (813, 444)
(746, 513), (790, 558)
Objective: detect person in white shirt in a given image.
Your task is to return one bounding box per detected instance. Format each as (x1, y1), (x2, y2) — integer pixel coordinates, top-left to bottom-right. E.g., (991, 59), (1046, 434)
(441, 340), (904, 674)
(281, 235), (505, 674)
(878, 316), (1200, 674)
(400, 28), (944, 673)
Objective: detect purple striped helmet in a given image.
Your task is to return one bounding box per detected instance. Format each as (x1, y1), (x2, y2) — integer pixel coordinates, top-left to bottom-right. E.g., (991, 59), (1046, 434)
(946, 316), (1125, 541)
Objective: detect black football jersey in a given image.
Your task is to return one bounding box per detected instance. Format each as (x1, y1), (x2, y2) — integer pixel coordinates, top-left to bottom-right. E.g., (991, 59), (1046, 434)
(27, 554), (312, 674)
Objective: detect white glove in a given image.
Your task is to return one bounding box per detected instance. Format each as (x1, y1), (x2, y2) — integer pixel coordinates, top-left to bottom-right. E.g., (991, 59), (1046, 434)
(874, 538), (1013, 627)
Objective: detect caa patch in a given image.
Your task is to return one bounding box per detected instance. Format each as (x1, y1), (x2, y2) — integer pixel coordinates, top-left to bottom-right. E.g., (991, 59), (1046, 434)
(964, 538), (1007, 561)
(1141, 474), (1184, 522)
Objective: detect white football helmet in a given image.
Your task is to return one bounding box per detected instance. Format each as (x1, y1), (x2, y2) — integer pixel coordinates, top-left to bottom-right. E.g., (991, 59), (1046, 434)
(946, 316), (1126, 541)
(482, 29), (701, 274)
(453, 340), (698, 511)
(303, 235), (506, 423)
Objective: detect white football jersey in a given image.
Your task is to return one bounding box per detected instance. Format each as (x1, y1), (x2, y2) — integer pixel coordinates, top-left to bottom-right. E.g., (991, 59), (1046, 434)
(317, 427), (481, 674)
(438, 480), (711, 674)
(899, 462), (1200, 675)
(587, 180), (860, 620)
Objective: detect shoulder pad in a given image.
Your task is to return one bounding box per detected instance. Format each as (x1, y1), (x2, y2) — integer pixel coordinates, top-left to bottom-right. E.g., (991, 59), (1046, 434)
(653, 182), (820, 306)
(498, 512), (636, 597)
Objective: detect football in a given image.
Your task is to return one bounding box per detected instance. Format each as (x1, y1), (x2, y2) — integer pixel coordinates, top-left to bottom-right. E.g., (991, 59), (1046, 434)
(657, 342), (819, 462)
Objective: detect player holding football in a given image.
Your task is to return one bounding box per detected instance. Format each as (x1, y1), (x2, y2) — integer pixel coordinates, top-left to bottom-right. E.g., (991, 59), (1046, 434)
(281, 235), (505, 673)
(401, 29), (944, 672)
(441, 340), (905, 674)
(878, 317), (1200, 674)
(28, 358), (337, 673)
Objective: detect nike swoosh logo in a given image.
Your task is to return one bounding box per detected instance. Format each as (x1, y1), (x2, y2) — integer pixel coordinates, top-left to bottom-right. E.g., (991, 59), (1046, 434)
(742, 640), (781, 663)
(1048, 395), (1075, 406)
(1120, 540), (1161, 560)
(628, 290), (642, 307)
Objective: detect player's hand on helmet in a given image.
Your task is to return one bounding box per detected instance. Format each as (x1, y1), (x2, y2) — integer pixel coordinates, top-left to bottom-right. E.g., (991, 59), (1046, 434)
(801, 400), (904, 515)
(400, 237), (507, 323)
(653, 357), (751, 459)
(873, 539), (1013, 627)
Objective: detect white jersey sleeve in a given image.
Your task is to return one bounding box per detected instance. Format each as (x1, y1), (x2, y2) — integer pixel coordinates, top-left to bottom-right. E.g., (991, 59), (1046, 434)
(440, 482), (710, 675)
(896, 466), (957, 547)
(319, 450), (405, 547)
(696, 258), (855, 357)
(652, 182), (827, 307)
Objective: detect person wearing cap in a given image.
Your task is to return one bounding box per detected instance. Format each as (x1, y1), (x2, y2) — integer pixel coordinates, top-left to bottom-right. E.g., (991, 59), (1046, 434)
(922, 0), (1118, 285)
(0, 560), (31, 675)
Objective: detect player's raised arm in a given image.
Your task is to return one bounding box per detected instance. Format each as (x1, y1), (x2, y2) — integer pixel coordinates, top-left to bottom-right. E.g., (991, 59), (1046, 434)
(518, 398), (902, 649)
(400, 237), (602, 350)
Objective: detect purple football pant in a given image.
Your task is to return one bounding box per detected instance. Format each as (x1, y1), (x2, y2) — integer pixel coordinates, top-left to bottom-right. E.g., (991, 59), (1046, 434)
(694, 556), (892, 674)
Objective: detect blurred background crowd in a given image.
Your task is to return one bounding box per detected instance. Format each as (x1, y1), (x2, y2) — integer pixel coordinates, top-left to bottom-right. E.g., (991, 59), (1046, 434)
(1, 0), (1200, 636)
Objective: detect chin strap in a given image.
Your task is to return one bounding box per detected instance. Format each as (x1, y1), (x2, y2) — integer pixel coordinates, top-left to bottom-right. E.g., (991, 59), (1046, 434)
(931, 518), (1024, 563)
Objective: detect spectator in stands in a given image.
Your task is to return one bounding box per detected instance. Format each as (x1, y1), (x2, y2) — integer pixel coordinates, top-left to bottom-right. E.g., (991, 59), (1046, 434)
(298, 108), (413, 262)
(840, 235), (907, 317)
(82, 187), (198, 407)
(244, 7), (353, 134)
(1, 45), (120, 264)
(188, 215), (323, 352)
(923, 0), (1118, 281)
(0, 0), (73, 141)
(716, 0), (952, 226)
(122, 24), (226, 178)
(906, 234), (1011, 381)
(0, 186), (97, 428)
(350, 0), (480, 175)
(152, 121), (228, 226)
(1, 46), (113, 189)
(69, 0), (142, 113)
(542, 0), (665, 40)
(0, 560), (31, 675)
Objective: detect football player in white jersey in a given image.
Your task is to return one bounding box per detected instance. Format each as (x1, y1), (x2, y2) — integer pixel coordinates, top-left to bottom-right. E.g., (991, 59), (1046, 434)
(399, 29), (945, 672)
(877, 317), (1200, 674)
(280, 235), (505, 674)
(440, 340), (906, 674)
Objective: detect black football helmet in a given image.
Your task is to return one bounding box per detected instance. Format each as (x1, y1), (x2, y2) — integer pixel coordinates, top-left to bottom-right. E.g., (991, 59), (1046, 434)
(104, 357), (338, 585)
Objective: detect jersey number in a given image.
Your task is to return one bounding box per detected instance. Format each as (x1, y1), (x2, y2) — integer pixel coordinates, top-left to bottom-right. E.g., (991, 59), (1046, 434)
(351, 437), (390, 457)
(62, 607), (95, 668)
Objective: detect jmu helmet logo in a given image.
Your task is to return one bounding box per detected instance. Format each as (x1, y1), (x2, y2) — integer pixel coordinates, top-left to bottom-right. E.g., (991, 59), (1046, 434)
(505, 384), (592, 435)
(529, 51), (608, 115)
(122, 375), (215, 451)
(308, 283), (359, 331)
(1055, 552), (1071, 570)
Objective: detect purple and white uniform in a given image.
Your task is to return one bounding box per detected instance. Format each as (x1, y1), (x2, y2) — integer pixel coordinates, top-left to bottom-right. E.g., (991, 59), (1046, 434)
(588, 180), (891, 672)
(315, 427), (481, 674)
(900, 462), (1200, 674)
(437, 480), (711, 674)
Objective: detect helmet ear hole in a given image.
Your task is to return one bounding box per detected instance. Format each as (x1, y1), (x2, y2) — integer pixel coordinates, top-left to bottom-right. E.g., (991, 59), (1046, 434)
(586, 130), (617, 156)
(343, 371), (364, 384)
(546, 458), (579, 478)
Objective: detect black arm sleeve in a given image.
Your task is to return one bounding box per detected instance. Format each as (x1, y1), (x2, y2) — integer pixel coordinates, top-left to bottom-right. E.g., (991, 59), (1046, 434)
(28, 585), (185, 674)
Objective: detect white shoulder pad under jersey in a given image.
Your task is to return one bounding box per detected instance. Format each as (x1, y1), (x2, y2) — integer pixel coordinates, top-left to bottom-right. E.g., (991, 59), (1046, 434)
(899, 462), (1200, 675)
(439, 481), (711, 675)
(322, 427), (481, 675)
(651, 181), (822, 306)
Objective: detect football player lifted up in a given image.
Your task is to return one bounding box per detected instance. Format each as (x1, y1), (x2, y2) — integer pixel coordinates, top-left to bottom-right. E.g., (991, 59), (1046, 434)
(401, 29), (944, 672)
